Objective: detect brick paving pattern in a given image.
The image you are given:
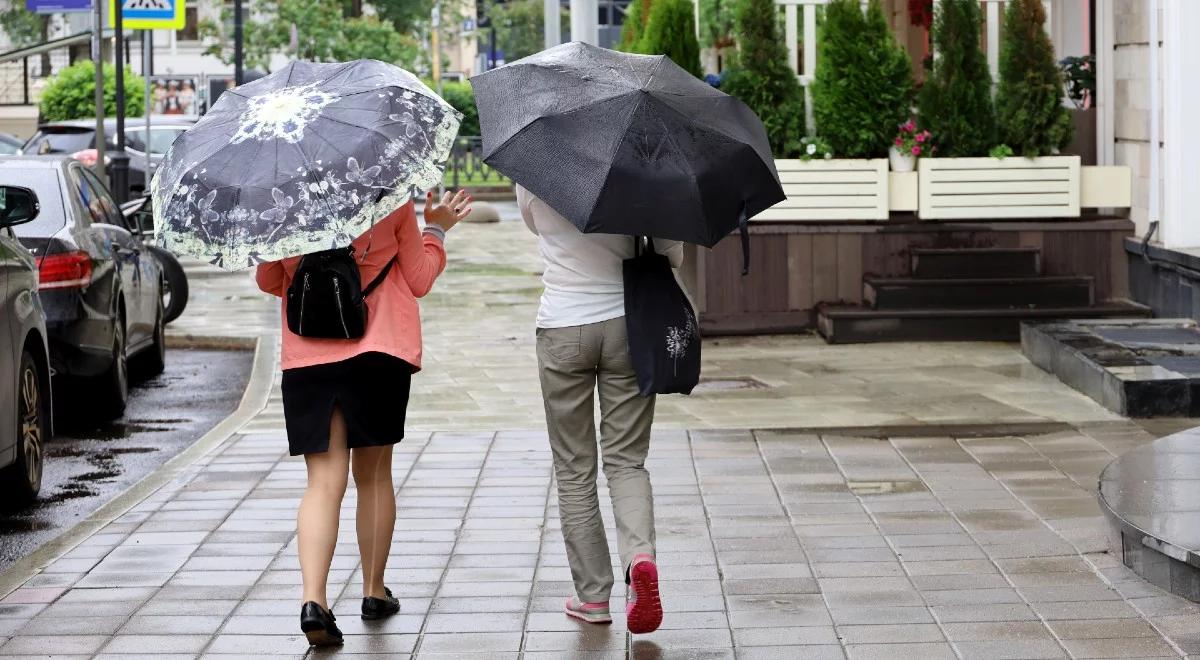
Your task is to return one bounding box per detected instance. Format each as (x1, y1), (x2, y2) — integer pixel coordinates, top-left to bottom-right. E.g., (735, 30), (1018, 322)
(0, 209), (1194, 658)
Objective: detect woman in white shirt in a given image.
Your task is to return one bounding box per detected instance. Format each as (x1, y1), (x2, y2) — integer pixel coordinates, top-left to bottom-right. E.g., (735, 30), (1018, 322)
(519, 184), (681, 635)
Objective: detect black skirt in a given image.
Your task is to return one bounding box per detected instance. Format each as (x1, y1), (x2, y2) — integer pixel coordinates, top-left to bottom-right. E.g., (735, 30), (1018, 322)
(281, 351), (413, 456)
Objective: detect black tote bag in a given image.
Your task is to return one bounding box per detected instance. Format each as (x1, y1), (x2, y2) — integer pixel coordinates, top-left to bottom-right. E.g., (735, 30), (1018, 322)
(623, 238), (701, 396)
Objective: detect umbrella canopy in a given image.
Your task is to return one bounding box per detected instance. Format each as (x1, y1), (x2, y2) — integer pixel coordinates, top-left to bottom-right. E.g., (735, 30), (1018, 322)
(152, 60), (460, 269)
(471, 41), (784, 249)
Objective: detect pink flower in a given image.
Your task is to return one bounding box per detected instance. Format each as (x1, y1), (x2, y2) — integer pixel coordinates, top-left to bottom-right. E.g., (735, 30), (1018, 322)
(915, 133), (927, 144)
(911, 146), (922, 156)
(903, 119), (916, 132)
(894, 137), (903, 146)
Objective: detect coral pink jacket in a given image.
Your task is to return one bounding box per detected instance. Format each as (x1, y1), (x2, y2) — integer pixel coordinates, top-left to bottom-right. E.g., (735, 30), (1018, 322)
(255, 201), (446, 371)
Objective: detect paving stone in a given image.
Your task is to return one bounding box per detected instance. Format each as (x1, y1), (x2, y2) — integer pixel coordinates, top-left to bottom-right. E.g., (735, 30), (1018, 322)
(101, 634), (211, 654)
(416, 632), (523, 653)
(843, 642), (957, 659)
(0, 634), (108, 654)
(835, 624), (945, 644)
(952, 639), (1069, 659)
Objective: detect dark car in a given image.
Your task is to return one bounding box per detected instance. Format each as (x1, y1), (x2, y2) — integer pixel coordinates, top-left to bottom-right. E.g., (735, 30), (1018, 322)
(2, 157), (165, 419)
(20, 117), (196, 194)
(0, 133), (23, 155)
(0, 185), (52, 505)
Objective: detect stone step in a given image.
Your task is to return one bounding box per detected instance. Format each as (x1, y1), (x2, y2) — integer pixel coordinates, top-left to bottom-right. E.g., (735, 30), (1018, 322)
(911, 247), (1042, 279)
(864, 276), (1095, 310)
(817, 301), (1152, 344)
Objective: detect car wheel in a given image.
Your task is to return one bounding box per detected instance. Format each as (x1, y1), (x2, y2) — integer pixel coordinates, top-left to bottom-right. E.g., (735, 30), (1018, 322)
(137, 294), (167, 378)
(147, 245), (188, 325)
(92, 313), (129, 420)
(0, 350), (46, 507)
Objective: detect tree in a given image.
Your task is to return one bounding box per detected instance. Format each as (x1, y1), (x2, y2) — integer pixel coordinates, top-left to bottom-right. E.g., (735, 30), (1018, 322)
(438, 81), (479, 136)
(1, 7), (53, 76)
(374, 0), (435, 34)
(720, 0), (804, 156)
(619, 0), (650, 52)
(637, 0), (702, 77)
(698, 0), (737, 68)
(811, 0), (913, 158)
(40, 61), (145, 122)
(485, 0), (569, 63)
(995, 0), (1072, 156)
(200, 0), (420, 72)
(918, 0), (995, 157)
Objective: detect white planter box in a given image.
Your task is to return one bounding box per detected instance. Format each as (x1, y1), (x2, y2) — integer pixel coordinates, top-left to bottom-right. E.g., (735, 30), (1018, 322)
(760, 159), (889, 221)
(918, 156), (1082, 220)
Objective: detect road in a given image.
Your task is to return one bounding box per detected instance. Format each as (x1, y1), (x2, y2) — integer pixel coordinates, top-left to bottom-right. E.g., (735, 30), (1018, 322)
(0, 348), (252, 572)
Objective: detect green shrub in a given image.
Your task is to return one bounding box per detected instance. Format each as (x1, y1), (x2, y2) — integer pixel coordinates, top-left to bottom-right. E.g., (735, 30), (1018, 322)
(40, 60), (144, 122)
(811, 0), (913, 158)
(439, 81), (479, 136)
(720, 0), (804, 157)
(917, 0), (995, 157)
(637, 0), (702, 77)
(995, 0), (1072, 157)
(619, 0), (649, 52)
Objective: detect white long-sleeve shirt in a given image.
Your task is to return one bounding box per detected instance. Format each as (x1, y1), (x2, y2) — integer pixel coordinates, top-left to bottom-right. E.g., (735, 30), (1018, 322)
(517, 185), (684, 329)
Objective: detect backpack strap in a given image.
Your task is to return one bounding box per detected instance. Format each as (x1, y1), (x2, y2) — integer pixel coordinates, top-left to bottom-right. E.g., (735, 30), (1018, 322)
(361, 259), (394, 298)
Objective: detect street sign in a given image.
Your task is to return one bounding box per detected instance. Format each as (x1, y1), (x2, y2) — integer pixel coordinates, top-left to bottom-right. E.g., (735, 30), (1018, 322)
(108, 0), (185, 30)
(27, 0), (91, 14)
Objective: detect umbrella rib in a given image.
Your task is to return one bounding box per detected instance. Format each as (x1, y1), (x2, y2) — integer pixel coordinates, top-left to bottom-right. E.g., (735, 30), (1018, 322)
(650, 94), (777, 174)
(483, 88), (641, 165)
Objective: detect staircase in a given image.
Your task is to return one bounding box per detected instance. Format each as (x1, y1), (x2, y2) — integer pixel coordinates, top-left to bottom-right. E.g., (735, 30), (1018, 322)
(817, 247), (1151, 343)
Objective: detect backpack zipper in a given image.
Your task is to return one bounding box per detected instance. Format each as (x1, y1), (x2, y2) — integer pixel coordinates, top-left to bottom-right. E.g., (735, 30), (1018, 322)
(299, 273), (311, 335)
(332, 277), (351, 338)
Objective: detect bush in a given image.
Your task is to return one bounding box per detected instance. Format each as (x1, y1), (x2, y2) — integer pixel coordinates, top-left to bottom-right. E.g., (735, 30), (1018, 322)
(40, 60), (144, 122)
(811, 0), (913, 158)
(917, 0), (995, 157)
(619, 0), (649, 52)
(637, 0), (703, 77)
(439, 81), (479, 137)
(995, 0), (1072, 157)
(720, 0), (804, 157)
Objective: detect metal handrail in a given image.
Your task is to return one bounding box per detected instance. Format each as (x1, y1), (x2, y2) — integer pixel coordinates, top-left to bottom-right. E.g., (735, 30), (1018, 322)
(446, 136), (510, 189)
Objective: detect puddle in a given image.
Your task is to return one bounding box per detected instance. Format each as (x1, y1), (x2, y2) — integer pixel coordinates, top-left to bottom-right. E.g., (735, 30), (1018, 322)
(693, 377), (770, 393)
(42, 483), (99, 503)
(847, 480), (928, 495)
(0, 519), (52, 533)
(62, 418), (186, 440)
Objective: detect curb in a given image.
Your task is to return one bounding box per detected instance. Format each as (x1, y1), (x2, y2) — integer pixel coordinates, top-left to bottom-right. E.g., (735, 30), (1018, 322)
(166, 333), (259, 351)
(0, 332), (279, 599)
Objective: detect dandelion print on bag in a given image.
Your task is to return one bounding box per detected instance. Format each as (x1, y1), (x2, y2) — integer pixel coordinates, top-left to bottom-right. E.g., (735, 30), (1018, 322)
(666, 305), (698, 377)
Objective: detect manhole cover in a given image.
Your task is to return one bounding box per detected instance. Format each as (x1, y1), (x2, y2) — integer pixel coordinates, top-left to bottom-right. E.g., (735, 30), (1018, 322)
(847, 481), (927, 495)
(693, 377), (769, 393)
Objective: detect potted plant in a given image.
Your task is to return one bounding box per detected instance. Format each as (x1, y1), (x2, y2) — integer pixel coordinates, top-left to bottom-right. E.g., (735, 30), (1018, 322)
(890, 120), (932, 172)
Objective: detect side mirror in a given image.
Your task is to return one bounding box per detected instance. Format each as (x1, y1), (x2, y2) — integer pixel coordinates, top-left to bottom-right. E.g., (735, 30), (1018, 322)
(121, 196), (153, 235)
(0, 186), (40, 228)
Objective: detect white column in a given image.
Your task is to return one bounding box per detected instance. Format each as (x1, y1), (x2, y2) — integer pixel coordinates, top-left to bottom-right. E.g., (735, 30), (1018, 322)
(1096, 0), (1115, 166)
(1148, 0), (1162, 238)
(1162, 0), (1200, 248)
(544, 0), (561, 49)
(569, 0), (598, 44)
(985, 0), (1000, 84)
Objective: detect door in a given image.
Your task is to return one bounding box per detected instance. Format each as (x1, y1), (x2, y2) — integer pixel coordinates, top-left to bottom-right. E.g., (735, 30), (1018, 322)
(0, 228), (18, 463)
(74, 167), (150, 348)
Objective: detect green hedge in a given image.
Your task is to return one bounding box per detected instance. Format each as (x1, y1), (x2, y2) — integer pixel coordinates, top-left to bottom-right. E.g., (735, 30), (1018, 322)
(40, 60), (145, 122)
(720, 0), (804, 157)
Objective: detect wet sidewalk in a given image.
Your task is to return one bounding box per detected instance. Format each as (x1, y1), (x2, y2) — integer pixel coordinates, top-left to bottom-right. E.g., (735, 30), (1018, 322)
(1, 213), (1198, 658)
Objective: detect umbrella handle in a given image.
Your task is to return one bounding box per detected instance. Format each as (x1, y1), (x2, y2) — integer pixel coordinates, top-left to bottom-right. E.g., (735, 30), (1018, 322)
(739, 209), (750, 276)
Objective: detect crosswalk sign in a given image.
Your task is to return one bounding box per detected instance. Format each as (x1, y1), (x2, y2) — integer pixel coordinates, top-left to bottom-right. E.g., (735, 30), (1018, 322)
(109, 0), (185, 30)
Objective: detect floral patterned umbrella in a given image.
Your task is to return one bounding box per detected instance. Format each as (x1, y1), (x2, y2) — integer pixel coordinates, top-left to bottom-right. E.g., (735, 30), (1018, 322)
(152, 60), (461, 270)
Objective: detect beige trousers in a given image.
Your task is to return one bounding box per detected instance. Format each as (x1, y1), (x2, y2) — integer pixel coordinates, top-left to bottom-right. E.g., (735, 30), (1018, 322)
(536, 316), (656, 603)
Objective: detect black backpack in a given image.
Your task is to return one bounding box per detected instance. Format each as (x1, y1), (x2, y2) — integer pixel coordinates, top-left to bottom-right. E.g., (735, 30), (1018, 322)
(285, 247), (393, 339)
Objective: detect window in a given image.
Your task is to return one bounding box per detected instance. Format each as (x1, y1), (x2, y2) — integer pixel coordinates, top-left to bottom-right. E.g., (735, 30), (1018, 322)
(177, 7), (200, 41)
(126, 128), (184, 155)
(78, 168), (123, 228)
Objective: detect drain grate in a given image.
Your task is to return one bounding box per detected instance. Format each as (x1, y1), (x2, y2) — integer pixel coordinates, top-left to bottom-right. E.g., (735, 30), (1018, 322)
(693, 377), (769, 393)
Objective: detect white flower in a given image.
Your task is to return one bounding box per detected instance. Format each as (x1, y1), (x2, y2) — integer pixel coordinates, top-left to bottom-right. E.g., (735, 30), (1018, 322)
(232, 84), (340, 145)
(824, 152), (833, 160)
(806, 143), (817, 156)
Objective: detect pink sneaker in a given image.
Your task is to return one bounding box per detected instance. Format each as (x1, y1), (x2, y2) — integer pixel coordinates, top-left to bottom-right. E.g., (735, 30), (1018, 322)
(626, 554), (663, 634)
(565, 597), (612, 624)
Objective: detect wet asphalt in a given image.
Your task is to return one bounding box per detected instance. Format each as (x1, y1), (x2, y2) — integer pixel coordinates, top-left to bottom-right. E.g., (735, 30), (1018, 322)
(0, 348), (253, 572)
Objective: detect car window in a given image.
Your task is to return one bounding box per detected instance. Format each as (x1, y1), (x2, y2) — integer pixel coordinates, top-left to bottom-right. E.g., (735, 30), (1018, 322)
(0, 168), (68, 237)
(23, 130), (94, 155)
(127, 128), (184, 155)
(78, 168), (123, 227)
(0, 140), (20, 155)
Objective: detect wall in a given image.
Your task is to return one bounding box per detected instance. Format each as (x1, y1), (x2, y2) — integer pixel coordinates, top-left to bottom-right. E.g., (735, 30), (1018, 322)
(1109, 0), (1159, 239)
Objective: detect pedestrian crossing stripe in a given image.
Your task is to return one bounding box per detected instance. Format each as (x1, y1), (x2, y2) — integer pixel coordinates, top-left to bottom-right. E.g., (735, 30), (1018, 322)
(109, 0), (184, 30)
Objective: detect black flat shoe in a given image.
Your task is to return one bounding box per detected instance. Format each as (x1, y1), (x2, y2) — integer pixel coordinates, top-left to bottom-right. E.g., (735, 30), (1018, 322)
(361, 587), (401, 620)
(300, 601), (343, 646)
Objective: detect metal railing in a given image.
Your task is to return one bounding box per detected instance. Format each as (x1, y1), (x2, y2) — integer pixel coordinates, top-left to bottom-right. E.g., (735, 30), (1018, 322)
(445, 136), (510, 189)
(0, 44), (74, 106)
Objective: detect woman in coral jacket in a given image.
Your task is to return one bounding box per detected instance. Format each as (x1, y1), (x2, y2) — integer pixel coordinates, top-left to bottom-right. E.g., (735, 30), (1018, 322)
(255, 190), (471, 646)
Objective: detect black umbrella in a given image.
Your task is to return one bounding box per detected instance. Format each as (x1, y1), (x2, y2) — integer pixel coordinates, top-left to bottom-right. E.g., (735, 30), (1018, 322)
(153, 60), (460, 269)
(471, 41), (784, 271)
